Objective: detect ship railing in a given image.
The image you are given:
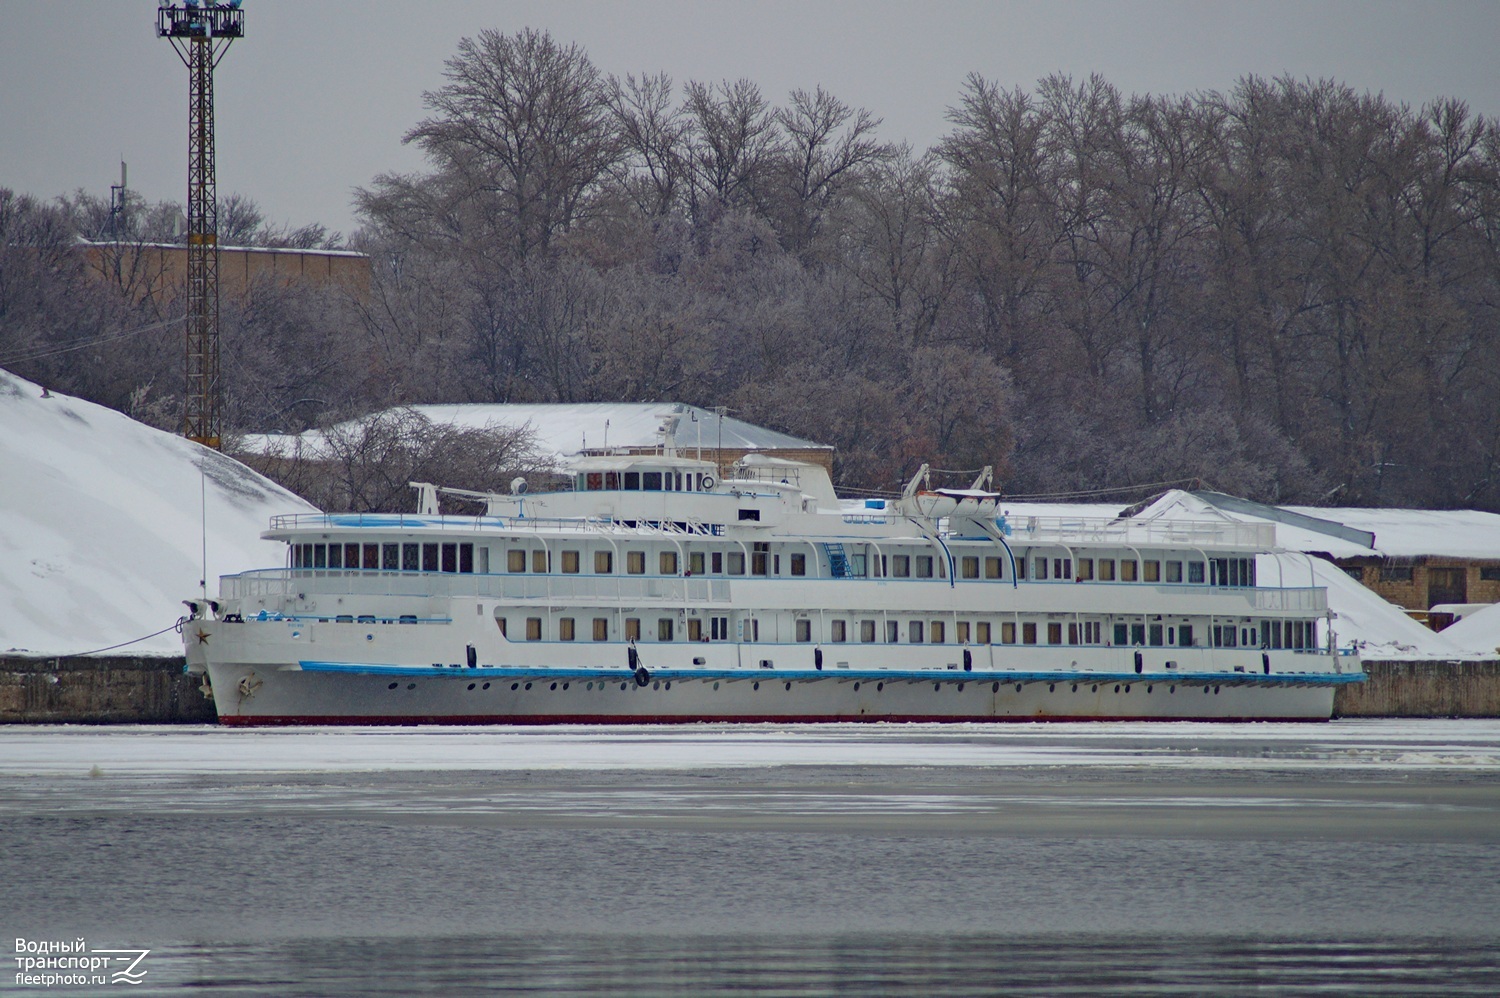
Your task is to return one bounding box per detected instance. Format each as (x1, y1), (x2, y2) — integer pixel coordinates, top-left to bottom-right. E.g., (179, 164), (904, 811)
(266, 512), (725, 537)
(220, 569), (734, 605)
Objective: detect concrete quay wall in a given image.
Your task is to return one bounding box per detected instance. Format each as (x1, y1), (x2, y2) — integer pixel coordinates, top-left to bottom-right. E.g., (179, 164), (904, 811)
(3, 655), (1499, 722)
(0, 655), (213, 724)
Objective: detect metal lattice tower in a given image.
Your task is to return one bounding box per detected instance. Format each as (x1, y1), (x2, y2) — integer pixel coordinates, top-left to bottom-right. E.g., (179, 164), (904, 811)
(158, 3), (244, 450)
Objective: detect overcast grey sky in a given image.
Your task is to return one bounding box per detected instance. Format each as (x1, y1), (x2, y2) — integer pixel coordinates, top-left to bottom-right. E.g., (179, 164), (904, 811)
(2, 1), (1497, 238)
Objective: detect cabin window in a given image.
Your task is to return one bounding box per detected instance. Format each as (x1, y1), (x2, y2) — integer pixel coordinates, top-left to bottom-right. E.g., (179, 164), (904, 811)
(1047, 622), (1062, 645)
(593, 618), (608, 641)
(916, 556), (933, 579)
(1131, 624), (1146, 646)
(1143, 561), (1160, 583)
(689, 552), (705, 575)
(658, 618), (674, 641)
(623, 472), (640, 490)
(643, 472), (663, 491)
(495, 617), (507, 637)
(311, 545), (326, 569)
(364, 544), (379, 570)
(561, 550), (580, 574)
(1034, 558), (1048, 581)
(752, 543), (769, 576)
(438, 544), (454, 573)
(1068, 623), (1078, 644)
(403, 544), (418, 571)
(605, 472), (620, 490)
(595, 550), (613, 574)
(661, 551), (679, 575)
(976, 622), (991, 644)
(886, 621), (899, 644)
(1022, 622), (1037, 645)
(325, 544), (340, 569)
(423, 543), (439, 572)
(1120, 560), (1138, 582)
(909, 621), (924, 643)
(1076, 558), (1093, 581)
(508, 550), (526, 574)
(1001, 622), (1016, 644)
(739, 509), (761, 522)
(711, 552), (723, 574)
(1114, 624), (1128, 645)
(525, 617), (542, 641)
(957, 621), (971, 643)
(627, 551), (646, 575)
(625, 618), (641, 641)
(1179, 625), (1194, 647)
(711, 616), (729, 640)
(1098, 559), (1115, 581)
(892, 555), (910, 578)
(383, 544), (399, 570)
(1166, 561), (1182, 583)
(1056, 559), (1072, 580)
(559, 618), (575, 641)
(728, 552), (745, 575)
(531, 550), (548, 574)
(461, 544), (475, 573)
(961, 556), (979, 579)
(790, 553), (806, 577)
(795, 620), (812, 643)
(984, 557), (1003, 580)
(832, 620), (847, 643)
(1015, 558), (1027, 580)
(1149, 624), (1164, 646)
(586, 472), (603, 490)
(687, 618), (703, 641)
(930, 621), (945, 643)
(861, 620), (876, 643)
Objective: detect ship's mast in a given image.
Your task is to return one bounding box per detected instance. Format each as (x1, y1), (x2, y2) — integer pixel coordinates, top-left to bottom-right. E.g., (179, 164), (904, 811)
(157, 2), (244, 450)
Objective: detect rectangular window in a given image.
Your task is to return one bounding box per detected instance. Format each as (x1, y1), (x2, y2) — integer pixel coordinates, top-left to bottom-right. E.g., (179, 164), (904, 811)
(909, 621), (924, 643)
(931, 621), (945, 643)
(460, 544), (474, 574)
(1149, 624), (1164, 646)
(441, 543), (457, 573)
(1114, 623), (1128, 645)
(593, 618), (608, 641)
(643, 471), (663, 491)
(916, 556), (933, 578)
(525, 617), (541, 641)
(1068, 622), (1078, 644)
(962, 556), (980, 579)
(831, 620), (847, 643)
(1001, 621), (1016, 644)
(1015, 558), (1027, 580)
(977, 622), (992, 644)
(1120, 561), (1138, 582)
(711, 617), (728, 640)
(402, 543), (418, 571)
(1380, 565), (1414, 582)
(508, 550), (526, 573)
(1053, 559), (1071, 580)
(689, 552), (706, 575)
(1166, 561), (1182, 583)
(752, 543), (769, 576)
(1047, 622), (1062, 645)
(326, 544), (341, 569)
(660, 551), (678, 575)
(1022, 622), (1037, 645)
(892, 555), (910, 578)
(687, 618), (703, 642)
(312, 544), (327, 569)
(1482, 567), (1500, 582)
(1143, 561), (1160, 583)
(795, 619), (812, 643)
(985, 557), (1003, 580)
(365, 544), (380, 570)
(627, 551), (646, 575)
(886, 620), (899, 643)
(382, 544), (399, 571)
(345, 543), (360, 568)
(561, 550), (580, 574)
(728, 552), (745, 575)
(957, 621), (971, 643)
(1179, 625), (1194, 647)
(711, 552), (723, 574)
(1035, 558), (1048, 581)
(790, 553), (806, 576)
(625, 618), (641, 641)
(1188, 562), (1205, 584)
(559, 618), (575, 641)
(1131, 624), (1146, 646)
(861, 619), (876, 643)
(624, 472), (640, 490)
(495, 617), (507, 637)
(530, 550), (547, 574)
(1098, 559), (1115, 581)
(1076, 558), (1093, 581)
(658, 618), (673, 641)
(423, 543), (439, 572)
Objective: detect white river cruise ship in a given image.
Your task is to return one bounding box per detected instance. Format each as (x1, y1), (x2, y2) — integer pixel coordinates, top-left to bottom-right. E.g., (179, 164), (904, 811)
(183, 437), (1363, 724)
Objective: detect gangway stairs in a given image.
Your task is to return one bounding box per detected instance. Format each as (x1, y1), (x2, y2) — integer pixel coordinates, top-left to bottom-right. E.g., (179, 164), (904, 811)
(822, 542), (852, 578)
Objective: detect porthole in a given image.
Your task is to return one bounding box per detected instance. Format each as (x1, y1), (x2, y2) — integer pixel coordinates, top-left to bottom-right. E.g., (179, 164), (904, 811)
(1071, 684), (1078, 693)
(1124, 685), (1131, 693)
(957, 682), (964, 692)
(1146, 685), (1152, 693)
(1015, 683), (1022, 692)
(784, 682), (792, 691)
(525, 682), (532, 690)
(467, 683), (476, 690)
(653, 681), (661, 690)
(713, 682), (720, 690)
(1214, 686), (1221, 695)
(934, 682), (941, 692)
(406, 683), (415, 690)
(482, 683), (491, 690)
(1114, 684), (1120, 693)
(853, 682), (860, 691)
(562, 682), (570, 690)
(620, 682), (628, 691)
(665, 681), (672, 690)
(877, 682), (884, 691)
(753, 682), (760, 691)
(1204, 686), (1210, 694)
(549, 682), (557, 691)
(387, 682), (398, 690)
(992, 682), (999, 692)
(1048, 684), (1055, 692)
(586, 682), (593, 690)
(1170, 685), (1176, 693)
(1091, 684), (1098, 693)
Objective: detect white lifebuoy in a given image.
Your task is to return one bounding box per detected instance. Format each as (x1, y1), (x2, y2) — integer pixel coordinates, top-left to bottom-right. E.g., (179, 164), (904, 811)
(700, 475), (716, 491)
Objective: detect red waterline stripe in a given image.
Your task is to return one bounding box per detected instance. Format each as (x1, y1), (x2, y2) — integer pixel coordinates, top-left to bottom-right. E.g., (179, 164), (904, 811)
(218, 713), (1329, 727)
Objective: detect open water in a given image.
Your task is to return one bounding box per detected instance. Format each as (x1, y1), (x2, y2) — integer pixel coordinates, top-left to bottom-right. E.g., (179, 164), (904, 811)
(2, 720), (1499, 995)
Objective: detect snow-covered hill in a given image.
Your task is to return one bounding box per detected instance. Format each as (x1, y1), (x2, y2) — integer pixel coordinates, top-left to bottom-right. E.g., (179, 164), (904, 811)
(0, 369), (316, 656)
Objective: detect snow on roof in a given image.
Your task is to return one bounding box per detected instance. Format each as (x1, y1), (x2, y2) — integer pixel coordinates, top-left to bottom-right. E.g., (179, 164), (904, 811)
(1280, 505), (1500, 560)
(240, 402), (828, 465)
(1439, 603), (1500, 657)
(0, 368), (316, 656)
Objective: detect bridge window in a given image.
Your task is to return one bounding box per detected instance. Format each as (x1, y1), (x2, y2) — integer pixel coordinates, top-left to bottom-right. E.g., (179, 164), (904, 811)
(423, 544), (439, 572)
(643, 472), (663, 491)
(586, 473), (603, 490)
(383, 544), (399, 570)
(1120, 560), (1138, 582)
(690, 552), (705, 575)
(606, 472), (620, 489)
(728, 552), (745, 575)
(1034, 559), (1048, 581)
(1188, 561), (1205, 583)
(403, 544), (418, 571)
(459, 544), (474, 573)
(365, 544), (380, 570)
(891, 555), (910, 578)
(624, 472), (640, 490)
(532, 550), (549, 573)
(916, 556), (933, 579)
(961, 556), (979, 579)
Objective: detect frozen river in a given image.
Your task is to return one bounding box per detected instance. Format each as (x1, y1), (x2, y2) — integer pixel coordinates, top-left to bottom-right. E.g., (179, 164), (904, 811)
(4, 720), (1499, 994)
